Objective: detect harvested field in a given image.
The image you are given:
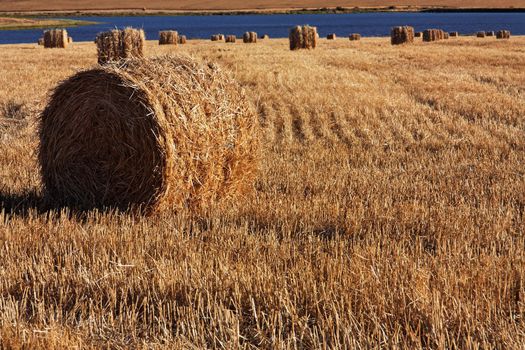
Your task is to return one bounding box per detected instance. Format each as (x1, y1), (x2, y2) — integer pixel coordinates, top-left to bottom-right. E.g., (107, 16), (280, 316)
(1, 36), (525, 348)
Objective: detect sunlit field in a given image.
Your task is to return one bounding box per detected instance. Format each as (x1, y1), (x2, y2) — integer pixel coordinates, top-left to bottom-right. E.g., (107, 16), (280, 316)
(1, 36), (525, 348)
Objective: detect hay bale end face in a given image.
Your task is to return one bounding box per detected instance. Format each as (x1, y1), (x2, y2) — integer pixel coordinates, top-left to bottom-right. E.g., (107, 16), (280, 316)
(178, 35), (187, 44)
(349, 33), (361, 41)
(39, 55), (258, 213)
(327, 33), (336, 40)
(391, 26), (415, 45)
(96, 28), (145, 65)
(225, 35), (236, 43)
(43, 29), (68, 48)
(159, 30), (179, 45)
(243, 32), (257, 43)
(289, 25), (318, 50)
(496, 30), (511, 39)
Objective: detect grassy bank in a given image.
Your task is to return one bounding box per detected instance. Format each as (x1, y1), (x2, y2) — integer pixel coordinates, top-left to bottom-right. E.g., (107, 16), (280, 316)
(0, 17), (97, 30)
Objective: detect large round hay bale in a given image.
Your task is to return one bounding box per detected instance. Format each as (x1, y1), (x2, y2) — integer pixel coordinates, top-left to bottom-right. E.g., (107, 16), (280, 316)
(38, 55), (258, 213)
(96, 28), (145, 64)
(391, 26), (414, 45)
(159, 30), (178, 45)
(289, 25), (318, 50)
(243, 32), (257, 43)
(423, 29), (445, 42)
(43, 29), (68, 48)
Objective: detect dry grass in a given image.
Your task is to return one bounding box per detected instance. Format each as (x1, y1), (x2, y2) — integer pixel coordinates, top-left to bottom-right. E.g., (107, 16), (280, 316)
(1, 36), (525, 348)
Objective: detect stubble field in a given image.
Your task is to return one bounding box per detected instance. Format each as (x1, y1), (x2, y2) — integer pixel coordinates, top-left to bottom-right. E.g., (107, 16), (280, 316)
(1, 36), (525, 348)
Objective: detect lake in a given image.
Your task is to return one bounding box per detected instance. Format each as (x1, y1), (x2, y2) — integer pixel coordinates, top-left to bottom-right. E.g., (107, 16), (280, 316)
(2, 12), (525, 44)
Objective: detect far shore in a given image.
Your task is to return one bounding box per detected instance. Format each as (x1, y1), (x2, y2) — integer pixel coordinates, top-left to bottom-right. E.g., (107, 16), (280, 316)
(1, 6), (525, 18)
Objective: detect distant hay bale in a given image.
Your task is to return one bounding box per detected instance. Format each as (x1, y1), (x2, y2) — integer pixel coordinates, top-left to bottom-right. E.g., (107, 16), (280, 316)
(67, 36), (73, 44)
(38, 38), (44, 45)
(178, 35), (187, 44)
(261, 34), (270, 39)
(496, 30), (511, 39)
(289, 25), (318, 50)
(327, 33), (336, 40)
(159, 30), (179, 45)
(415, 32), (422, 38)
(243, 32), (257, 43)
(449, 31), (459, 37)
(96, 28), (145, 65)
(211, 35), (221, 41)
(391, 26), (414, 45)
(349, 33), (361, 41)
(423, 29), (445, 42)
(43, 29), (68, 48)
(38, 55), (258, 213)
(225, 35), (236, 43)
(218, 34), (225, 41)
(444, 32), (449, 39)
(477, 31), (486, 38)
(485, 31), (495, 37)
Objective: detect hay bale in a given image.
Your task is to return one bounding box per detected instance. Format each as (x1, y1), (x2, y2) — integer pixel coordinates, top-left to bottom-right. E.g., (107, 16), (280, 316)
(449, 31), (459, 37)
(261, 34), (270, 39)
(415, 32), (422, 38)
(444, 32), (450, 39)
(289, 25), (318, 50)
(327, 33), (336, 40)
(391, 26), (414, 45)
(423, 29), (445, 42)
(243, 32), (257, 43)
(225, 35), (236, 43)
(349, 33), (361, 41)
(38, 38), (44, 45)
(486, 31), (495, 37)
(496, 30), (511, 39)
(477, 31), (486, 38)
(67, 36), (73, 44)
(178, 35), (187, 44)
(218, 34), (225, 41)
(159, 30), (179, 45)
(38, 55), (258, 213)
(43, 29), (68, 48)
(96, 28), (145, 65)
(211, 35), (221, 41)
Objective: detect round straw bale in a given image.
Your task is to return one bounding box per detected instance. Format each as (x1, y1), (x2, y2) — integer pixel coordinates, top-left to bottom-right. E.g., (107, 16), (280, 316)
(496, 30), (511, 39)
(159, 30), (178, 45)
(39, 55), (258, 213)
(225, 35), (236, 43)
(391, 26), (414, 45)
(349, 33), (361, 41)
(178, 35), (187, 44)
(327, 33), (336, 40)
(477, 31), (486, 38)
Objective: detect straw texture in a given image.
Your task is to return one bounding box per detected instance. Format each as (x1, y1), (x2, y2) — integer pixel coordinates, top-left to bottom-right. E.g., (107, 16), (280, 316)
(96, 28), (145, 64)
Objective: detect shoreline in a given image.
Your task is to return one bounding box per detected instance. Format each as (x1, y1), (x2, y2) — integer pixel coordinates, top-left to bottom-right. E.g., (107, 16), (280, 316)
(0, 17), (97, 30)
(2, 6), (525, 18)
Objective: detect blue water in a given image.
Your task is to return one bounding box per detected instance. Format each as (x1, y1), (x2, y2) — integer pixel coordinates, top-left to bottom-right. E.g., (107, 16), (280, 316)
(2, 12), (525, 44)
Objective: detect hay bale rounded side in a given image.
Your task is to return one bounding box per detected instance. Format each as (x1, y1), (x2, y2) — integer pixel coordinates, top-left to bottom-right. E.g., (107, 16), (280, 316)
(96, 28), (145, 65)
(289, 25), (317, 50)
(423, 29), (445, 42)
(496, 30), (511, 39)
(159, 30), (179, 45)
(243, 32), (257, 43)
(349, 33), (361, 41)
(38, 55), (259, 213)
(391, 26), (415, 45)
(43, 29), (68, 48)
(225, 35), (236, 43)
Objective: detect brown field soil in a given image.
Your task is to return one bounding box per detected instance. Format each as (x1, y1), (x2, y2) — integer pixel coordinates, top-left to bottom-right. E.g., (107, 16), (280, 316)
(1, 36), (525, 348)
(0, 0), (523, 12)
